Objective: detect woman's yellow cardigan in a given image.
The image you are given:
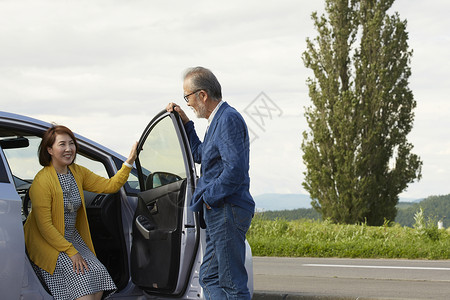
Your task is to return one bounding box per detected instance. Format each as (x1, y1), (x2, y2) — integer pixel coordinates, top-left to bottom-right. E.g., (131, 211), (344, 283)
(23, 163), (131, 274)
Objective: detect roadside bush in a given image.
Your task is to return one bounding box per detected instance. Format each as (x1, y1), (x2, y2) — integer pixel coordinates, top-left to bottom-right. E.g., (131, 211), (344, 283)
(413, 207), (445, 241)
(247, 215), (450, 259)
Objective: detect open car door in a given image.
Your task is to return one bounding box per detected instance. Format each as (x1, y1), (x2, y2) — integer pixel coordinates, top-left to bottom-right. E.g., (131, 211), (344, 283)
(130, 110), (199, 296)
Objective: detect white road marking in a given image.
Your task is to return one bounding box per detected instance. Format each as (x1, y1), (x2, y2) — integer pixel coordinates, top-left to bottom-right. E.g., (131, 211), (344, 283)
(302, 264), (450, 271)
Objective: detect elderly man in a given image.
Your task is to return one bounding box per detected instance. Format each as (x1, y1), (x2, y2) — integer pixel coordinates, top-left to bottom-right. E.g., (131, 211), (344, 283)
(167, 66), (254, 300)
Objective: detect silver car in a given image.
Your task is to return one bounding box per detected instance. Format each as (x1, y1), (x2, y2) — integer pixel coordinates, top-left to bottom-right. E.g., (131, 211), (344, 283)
(0, 110), (253, 299)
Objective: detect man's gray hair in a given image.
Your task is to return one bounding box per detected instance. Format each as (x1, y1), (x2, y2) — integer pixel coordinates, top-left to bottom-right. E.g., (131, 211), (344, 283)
(183, 67), (222, 101)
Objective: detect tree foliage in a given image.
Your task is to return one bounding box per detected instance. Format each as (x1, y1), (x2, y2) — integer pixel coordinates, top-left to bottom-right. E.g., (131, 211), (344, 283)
(301, 0), (422, 225)
(256, 208), (322, 221)
(396, 195), (450, 228)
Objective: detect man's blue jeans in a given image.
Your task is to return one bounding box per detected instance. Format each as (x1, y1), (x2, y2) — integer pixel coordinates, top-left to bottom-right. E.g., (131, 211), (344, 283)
(200, 202), (253, 300)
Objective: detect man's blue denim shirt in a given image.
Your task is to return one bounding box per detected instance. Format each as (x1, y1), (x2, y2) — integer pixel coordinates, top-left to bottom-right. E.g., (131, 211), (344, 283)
(184, 102), (255, 214)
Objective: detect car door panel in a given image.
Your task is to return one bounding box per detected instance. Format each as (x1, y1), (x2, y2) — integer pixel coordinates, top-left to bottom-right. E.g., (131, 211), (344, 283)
(0, 147), (26, 300)
(131, 179), (186, 291)
(130, 111), (199, 296)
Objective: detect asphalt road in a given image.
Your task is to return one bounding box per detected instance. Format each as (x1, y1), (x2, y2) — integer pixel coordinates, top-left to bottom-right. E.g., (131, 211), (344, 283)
(252, 257), (450, 300)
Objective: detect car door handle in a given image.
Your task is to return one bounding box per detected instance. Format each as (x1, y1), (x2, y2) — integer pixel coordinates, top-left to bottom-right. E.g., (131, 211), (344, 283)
(148, 203), (158, 214)
(135, 215), (155, 240)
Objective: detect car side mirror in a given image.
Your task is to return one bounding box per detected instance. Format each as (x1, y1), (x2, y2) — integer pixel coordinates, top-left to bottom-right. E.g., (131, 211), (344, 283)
(146, 172), (182, 190)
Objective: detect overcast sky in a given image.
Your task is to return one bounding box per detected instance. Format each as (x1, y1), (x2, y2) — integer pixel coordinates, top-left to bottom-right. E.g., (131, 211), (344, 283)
(1, 0), (449, 200)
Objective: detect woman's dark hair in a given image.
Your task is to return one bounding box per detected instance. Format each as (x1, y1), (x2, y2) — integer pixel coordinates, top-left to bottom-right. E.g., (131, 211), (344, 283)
(38, 125), (78, 166)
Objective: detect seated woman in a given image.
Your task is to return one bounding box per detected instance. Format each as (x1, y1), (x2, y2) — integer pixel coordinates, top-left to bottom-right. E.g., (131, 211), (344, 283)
(23, 125), (137, 300)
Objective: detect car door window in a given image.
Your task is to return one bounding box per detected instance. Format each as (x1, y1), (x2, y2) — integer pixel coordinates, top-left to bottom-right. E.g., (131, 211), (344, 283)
(138, 116), (186, 190)
(3, 136), (42, 187)
(75, 155), (109, 178)
(1, 134), (109, 221)
(3, 136), (108, 183)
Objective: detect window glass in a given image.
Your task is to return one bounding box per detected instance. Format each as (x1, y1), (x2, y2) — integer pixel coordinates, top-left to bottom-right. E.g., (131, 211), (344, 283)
(75, 155), (108, 178)
(2, 134), (111, 221)
(2, 136), (109, 188)
(3, 136), (42, 184)
(139, 116), (186, 190)
(126, 171), (140, 190)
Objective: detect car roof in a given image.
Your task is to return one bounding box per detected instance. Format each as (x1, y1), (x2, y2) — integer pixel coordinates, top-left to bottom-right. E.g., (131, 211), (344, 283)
(0, 111), (126, 161)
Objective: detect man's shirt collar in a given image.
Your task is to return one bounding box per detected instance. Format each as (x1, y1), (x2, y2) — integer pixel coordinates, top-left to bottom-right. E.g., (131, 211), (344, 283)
(208, 100), (224, 125)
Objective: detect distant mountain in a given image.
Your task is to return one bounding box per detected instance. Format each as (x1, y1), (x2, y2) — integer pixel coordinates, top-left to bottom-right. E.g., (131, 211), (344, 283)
(254, 193), (312, 211)
(254, 193), (424, 212)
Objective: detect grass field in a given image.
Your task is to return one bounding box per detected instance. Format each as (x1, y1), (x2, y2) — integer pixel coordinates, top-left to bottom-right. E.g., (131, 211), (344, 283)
(247, 215), (450, 259)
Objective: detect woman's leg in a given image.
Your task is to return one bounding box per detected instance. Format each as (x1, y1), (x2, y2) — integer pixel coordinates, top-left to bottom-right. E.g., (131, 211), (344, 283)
(94, 291), (103, 300)
(76, 290), (103, 300)
(76, 295), (94, 300)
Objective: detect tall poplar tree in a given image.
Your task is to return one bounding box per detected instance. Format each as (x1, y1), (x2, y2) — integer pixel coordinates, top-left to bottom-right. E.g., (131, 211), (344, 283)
(301, 0), (422, 225)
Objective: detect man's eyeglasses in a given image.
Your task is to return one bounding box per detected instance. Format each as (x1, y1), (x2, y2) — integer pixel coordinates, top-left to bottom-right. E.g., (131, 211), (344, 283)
(184, 89), (202, 103)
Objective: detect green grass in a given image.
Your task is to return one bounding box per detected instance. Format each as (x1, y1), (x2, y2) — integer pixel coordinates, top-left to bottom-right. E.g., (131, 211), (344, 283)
(247, 216), (450, 259)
